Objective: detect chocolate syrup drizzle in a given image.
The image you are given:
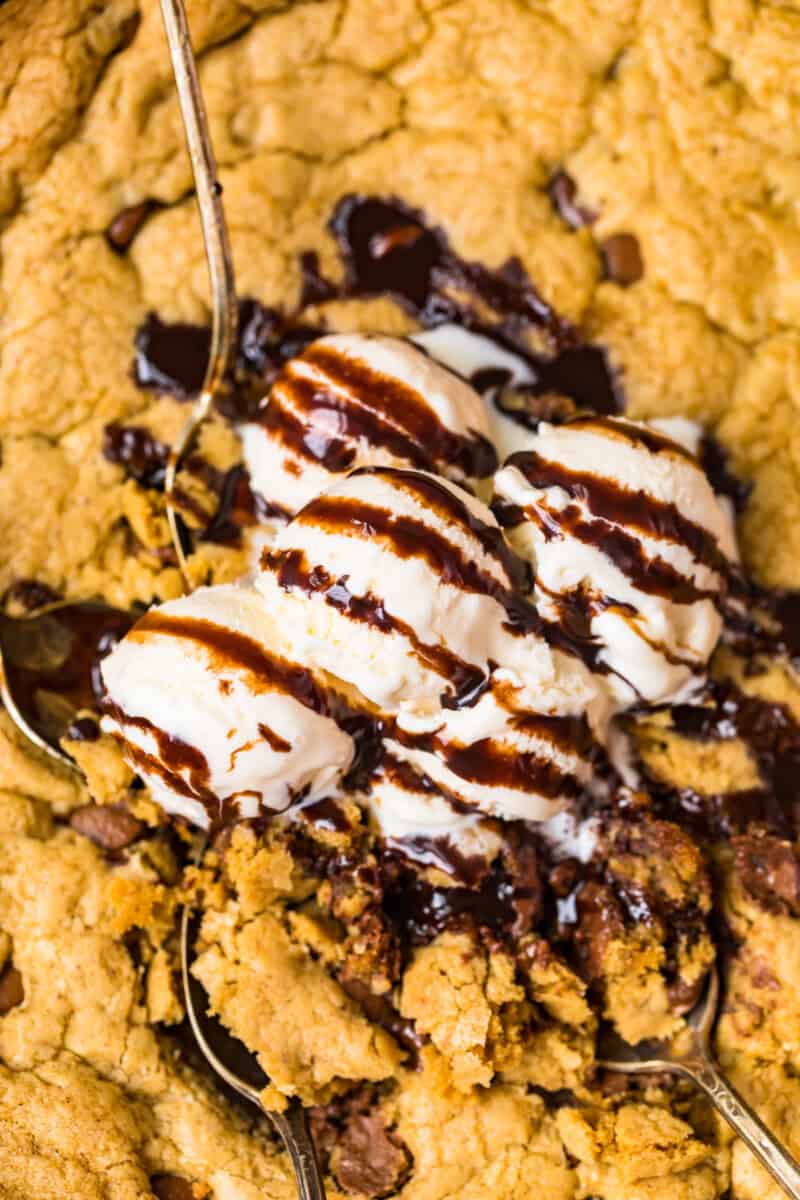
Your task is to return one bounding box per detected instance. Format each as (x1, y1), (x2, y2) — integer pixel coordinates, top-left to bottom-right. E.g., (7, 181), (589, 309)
(11, 191), (796, 992)
(259, 338), (498, 482)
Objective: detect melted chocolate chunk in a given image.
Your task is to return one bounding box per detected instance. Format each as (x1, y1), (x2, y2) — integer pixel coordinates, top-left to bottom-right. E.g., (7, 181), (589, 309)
(338, 977), (424, 1059)
(105, 200), (159, 253)
(600, 233), (644, 286)
(200, 464), (275, 546)
(330, 1111), (412, 1199)
(649, 680), (800, 839)
(492, 386), (577, 431)
(0, 964), (24, 1015)
(150, 1176), (198, 1200)
(298, 250), (338, 308)
(103, 422), (169, 489)
(1, 602), (135, 749)
(69, 803), (146, 852)
(134, 312), (211, 398)
(3, 579), (62, 612)
(65, 714), (101, 742)
(548, 170), (596, 229)
(329, 194), (447, 313)
(732, 832), (800, 916)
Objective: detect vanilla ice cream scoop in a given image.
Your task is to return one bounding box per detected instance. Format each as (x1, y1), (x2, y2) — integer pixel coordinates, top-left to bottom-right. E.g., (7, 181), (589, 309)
(493, 415), (738, 707)
(256, 466), (535, 716)
(389, 670), (601, 824)
(241, 333), (496, 516)
(366, 753), (501, 874)
(100, 584), (353, 828)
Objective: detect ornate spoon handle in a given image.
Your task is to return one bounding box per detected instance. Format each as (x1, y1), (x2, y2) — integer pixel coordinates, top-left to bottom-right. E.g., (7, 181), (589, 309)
(157, 0), (238, 584)
(677, 1055), (800, 1199)
(270, 1103), (328, 1200)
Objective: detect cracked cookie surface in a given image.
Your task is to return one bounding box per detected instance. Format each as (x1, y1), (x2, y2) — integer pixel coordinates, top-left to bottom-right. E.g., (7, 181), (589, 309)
(3, 1), (800, 1198)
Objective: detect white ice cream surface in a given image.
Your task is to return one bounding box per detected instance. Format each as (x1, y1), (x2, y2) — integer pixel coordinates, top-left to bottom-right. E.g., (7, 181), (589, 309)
(241, 333), (492, 516)
(413, 323), (540, 460)
(494, 417), (737, 706)
(257, 468), (525, 714)
(100, 585), (353, 827)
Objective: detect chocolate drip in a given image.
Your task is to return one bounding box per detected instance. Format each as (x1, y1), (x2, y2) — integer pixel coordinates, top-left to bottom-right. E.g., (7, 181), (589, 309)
(263, 341), (497, 479)
(381, 823), (543, 943)
(352, 466), (530, 590)
(102, 701), (215, 808)
(1, 603), (135, 748)
(385, 834), (490, 887)
(301, 797), (351, 833)
(257, 721), (291, 754)
(566, 415), (695, 463)
(523, 497), (718, 605)
(130, 612), (328, 714)
(395, 730), (583, 803)
(270, 548), (487, 708)
(290, 469), (611, 673)
(507, 450), (732, 583)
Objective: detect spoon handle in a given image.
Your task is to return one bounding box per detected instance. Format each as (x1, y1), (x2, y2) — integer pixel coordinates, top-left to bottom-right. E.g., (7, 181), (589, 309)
(269, 1102), (327, 1200)
(157, 0), (238, 584)
(681, 1055), (800, 1199)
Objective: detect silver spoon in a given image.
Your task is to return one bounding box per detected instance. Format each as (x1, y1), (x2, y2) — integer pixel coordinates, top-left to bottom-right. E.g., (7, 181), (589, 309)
(158, 6), (327, 1195)
(180, 884), (326, 1199)
(158, 0), (238, 587)
(599, 964), (800, 1198)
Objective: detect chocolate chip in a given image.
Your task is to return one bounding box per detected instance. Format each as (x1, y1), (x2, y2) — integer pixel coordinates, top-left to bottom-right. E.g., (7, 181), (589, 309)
(102, 422), (169, 490)
(572, 881), (625, 978)
(732, 832), (800, 916)
(0, 965), (24, 1014)
(150, 1175), (197, 1200)
(600, 233), (643, 286)
(69, 804), (145, 851)
(4, 579), (62, 612)
(331, 1112), (412, 1198)
(106, 201), (157, 253)
(548, 170), (596, 229)
(65, 715), (101, 742)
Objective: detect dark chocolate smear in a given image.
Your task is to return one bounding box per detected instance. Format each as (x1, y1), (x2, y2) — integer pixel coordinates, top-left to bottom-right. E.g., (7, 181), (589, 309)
(130, 611), (328, 714)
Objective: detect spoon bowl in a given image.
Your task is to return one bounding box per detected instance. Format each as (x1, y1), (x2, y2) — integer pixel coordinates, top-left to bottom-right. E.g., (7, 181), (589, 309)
(0, 600), (134, 769)
(599, 965), (800, 1198)
(180, 882), (326, 1199)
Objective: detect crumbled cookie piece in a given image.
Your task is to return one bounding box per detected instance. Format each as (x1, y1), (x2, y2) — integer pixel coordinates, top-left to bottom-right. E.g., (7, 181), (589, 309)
(192, 907), (404, 1103)
(399, 931), (528, 1091)
(557, 1103), (727, 1200)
